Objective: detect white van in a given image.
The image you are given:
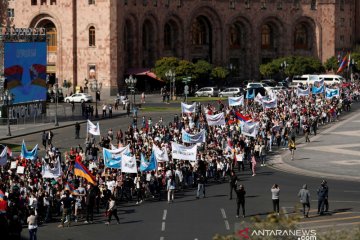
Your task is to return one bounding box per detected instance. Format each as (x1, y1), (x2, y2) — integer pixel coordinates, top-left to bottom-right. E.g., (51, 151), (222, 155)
(318, 75), (344, 84)
(292, 74), (344, 85)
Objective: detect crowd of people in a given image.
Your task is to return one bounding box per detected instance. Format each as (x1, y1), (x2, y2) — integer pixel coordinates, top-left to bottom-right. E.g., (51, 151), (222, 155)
(0, 81), (359, 239)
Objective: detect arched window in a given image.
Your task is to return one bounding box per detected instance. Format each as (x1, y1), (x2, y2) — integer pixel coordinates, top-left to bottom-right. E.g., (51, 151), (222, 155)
(294, 24), (308, 49)
(261, 24), (271, 49)
(89, 26), (96, 47)
(191, 18), (207, 45)
(229, 24), (243, 48)
(164, 23), (171, 49)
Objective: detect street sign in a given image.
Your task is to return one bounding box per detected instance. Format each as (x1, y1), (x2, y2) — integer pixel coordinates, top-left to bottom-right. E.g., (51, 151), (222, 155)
(184, 85), (189, 95)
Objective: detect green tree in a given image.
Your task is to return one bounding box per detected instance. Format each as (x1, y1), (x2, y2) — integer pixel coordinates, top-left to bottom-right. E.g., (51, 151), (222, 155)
(193, 60), (212, 83)
(211, 66), (229, 81)
(324, 56), (339, 72)
(175, 60), (195, 81)
(152, 57), (180, 82)
(0, 0), (8, 25)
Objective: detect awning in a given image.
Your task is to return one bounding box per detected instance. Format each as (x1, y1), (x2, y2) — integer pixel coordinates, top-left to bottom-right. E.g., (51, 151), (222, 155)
(126, 68), (164, 82)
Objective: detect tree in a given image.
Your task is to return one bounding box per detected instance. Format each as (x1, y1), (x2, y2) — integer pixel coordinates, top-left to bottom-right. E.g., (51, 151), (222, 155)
(324, 56), (339, 72)
(193, 60), (212, 83)
(211, 66), (229, 81)
(152, 57), (180, 82)
(175, 60), (195, 81)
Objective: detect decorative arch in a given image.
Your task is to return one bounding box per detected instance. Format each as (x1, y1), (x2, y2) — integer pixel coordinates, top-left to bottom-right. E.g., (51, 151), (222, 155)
(123, 13), (139, 69)
(141, 13), (159, 67)
(163, 14), (183, 58)
(293, 17), (316, 52)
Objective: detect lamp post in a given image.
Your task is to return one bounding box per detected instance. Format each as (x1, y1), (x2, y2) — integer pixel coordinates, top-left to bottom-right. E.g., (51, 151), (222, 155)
(89, 79), (102, 118)
(228, 63), (234, 85)
(165, 69), (176, 101)
(182, 76), (191, 103)
(54, 80), (59, 126)
(125, 75), (137, 112)
(280, 61), (288, 81)
(3, 89), (13, 136)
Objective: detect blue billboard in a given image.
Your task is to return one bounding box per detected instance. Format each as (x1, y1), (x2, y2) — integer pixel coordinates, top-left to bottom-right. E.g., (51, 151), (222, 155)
(4, 42), (47, 104)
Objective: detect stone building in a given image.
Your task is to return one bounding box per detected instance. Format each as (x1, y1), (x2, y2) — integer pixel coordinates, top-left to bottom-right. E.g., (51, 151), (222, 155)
(4, 0), (360, 96)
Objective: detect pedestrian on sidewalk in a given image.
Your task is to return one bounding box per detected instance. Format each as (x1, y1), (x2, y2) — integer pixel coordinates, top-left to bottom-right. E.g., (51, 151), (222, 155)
(271, 184), (280, 215)
(47, 130), (54, 146)
(75, 122), (80, 139)
(235, 184), (246, 218)
(298, 184), (310, 218)
(229, 171), (238, 200)
(317, 180), (329, 215)
(42, 131), (47, 149)
(288, 139), (296, 160)
(105, 196), (120, 225)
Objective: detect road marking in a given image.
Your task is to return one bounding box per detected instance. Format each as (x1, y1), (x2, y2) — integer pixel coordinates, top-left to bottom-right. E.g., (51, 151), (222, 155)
(298, 215), (360, 224)
(162, 209), (167, 221)
(160, 237), (164, 240)
(161, 222), (166, 231)
(221, 208), (227, 219)
(224, 220), (230, 230)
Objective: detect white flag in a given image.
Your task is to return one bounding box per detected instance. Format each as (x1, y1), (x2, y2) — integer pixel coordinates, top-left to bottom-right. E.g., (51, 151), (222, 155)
(0, 146), (8, 166)
(262, 98), (277, 109)
(121, 155), (138, 173)
(181, 102), (196, 113)
(152, 144), (169, 162)
(241, 121), (260, 138)
(254, 93), (264, 104)
(171, 142), (197, 161)
(87, 119), (100, 136)
(206, 112), (226, 126)
(42, 158), (62, 179)
(228, 96), (244, 106)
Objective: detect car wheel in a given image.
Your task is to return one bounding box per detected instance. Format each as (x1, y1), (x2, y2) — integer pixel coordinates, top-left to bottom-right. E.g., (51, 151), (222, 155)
(66, 99), (70, 103)
(208, 94), (212, 97)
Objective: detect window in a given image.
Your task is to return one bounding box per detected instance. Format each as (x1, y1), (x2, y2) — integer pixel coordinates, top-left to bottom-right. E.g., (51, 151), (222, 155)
(245, 0), (250, 9)
(50, 0), (56, 5)
(340, 0), (344, 11)
(261, 0), (266, 9)
(261, 24), (271, 49)
(294, 24), (308, 49)
(277, 0), (282, 10)
(340, 35), (345, 45)
(164, 23), (171, 49)
(294, 0), (300, 10)
(229, 0), (235, 9)
(40, 0), (46, 5)
(7, 9), (14, 18)
(229, 24), (244, 49)
(89, 26), (96, 47)
(88, 0), (95, 5)
(340, 18), (345, 27)
(191, 19), (207, 45)
(46, 28), (57, 52)
(31, 0), (37, 5)
(311, 0), (316, 10)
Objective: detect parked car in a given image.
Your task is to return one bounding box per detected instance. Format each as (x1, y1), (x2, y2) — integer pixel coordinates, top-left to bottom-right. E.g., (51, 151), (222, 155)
(246, 82), (272, 92)
(219, 87), (243, 97)
(194, 87), (219, 97)
(64, 93), (93, 103)
(261, 79), (277, 87)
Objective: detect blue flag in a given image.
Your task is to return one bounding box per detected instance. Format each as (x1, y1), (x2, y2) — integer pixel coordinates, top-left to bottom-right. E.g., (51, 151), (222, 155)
(103, 145), (130, 169)
(20, 140), (38, 160)
(140, 152), (157, 172)
(312, 85), (324, 95)
(246, 89), (255, 99)
(325, 88), (340, 99)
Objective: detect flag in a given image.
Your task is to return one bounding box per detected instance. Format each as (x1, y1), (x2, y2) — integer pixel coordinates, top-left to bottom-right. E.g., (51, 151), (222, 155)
(312, 84), (324, 94)
(240, 121), (260, 138)
(262, 98), (277, 109)
(254, 93), (263, 104)
(181, 129), (206, 143)
(74, 159), (96, 185)
(4, 65), (23, 89)
(41, 158), (62, 178)
(314, 78), (324, 88)
(121, 155), (138, 173)
(87, 119), (100, 136)
(181, 102), (196, 113)
(140, 152), (157, 172)
(152, 145), (169, 162)
(64, 182), (76, 195)
(0, 190), (4, 201)
(30, 64), (47, 88)
(337, 53), (349, 73)
(228, 96), (244, 106)
(20, 140), (38, 160)
(325, 88), (340, 99)
(0, 146), (8, 167)
(234, 111), (252, 122)
(246, 89), (255, 99)
(206, 112), (226, 126)
(171, 142), (197, 161)
(296, 87), (310, 96)
(103, 145), (130, 169)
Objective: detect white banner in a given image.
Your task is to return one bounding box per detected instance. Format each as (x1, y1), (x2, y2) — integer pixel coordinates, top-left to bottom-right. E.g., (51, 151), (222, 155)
(17, 166), (25, 174)
(241, 121), (260, 138)
(228, 96), (244, 106)
(0, 147), (8, 166)
(42, 158), (62, 179)
(87, 119), (100, 136)
(254, 93), (264, 104)
(296, 87), (310, 96)
(206, 112), (226, 126)
(121, 155), (138, 173)
(262, 98), (277, 109)
(171, 142), (197, 161)
(181, 129), (206, 143)
(181, 102), (196, 113)
(10, 161), (17, 169)
(152, 145), (169, 162)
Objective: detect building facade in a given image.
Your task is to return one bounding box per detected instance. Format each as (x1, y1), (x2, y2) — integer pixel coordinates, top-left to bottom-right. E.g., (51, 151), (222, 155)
(4, 0), (360, 96)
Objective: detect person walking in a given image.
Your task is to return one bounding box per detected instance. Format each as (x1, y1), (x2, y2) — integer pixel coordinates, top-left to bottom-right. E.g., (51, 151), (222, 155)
(288, 139), (296, 160)
(141, 92), (145, 104)
(235, 184), (246, 218)
(303, 123), (310, 142)
(105, 196), (120, 225)
(47, 130), (54, 145)
(85, 184), (96, 224)
(271, 184), (280, 215)
(317, 180), (329, 215)
(259, 142), (266, 166)
(42, 131), (47, 149)
(298, 184), (310, 218)
(229, 171), (238, 200)
(196, 173), (206, 199)
(167, 176), (176, 203)
(75, 122), (80, 139)
(251, 153), (257, 176)
(27, 210), (38, 240)
(58, 190), (75, 228)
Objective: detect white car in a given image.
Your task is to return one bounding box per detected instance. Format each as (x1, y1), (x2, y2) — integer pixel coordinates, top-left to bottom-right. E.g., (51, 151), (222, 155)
(194, 87), (219, 97)
(246, 82), (272, 92)
(64, 93), (93, 103)
(219, 87), (243, 97)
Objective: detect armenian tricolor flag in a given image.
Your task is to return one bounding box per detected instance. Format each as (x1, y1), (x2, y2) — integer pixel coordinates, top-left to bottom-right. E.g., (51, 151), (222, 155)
(30, 64), (47, 88)
(234, 111), (252, 122)
(74, 159), (96, 185)
(64, 182), (76, 194)
(337, 53), (349, 73)
(4, 65), (23, 89)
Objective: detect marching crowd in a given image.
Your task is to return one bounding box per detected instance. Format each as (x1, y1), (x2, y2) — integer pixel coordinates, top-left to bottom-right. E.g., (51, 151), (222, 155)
(0, 81), (359, 240)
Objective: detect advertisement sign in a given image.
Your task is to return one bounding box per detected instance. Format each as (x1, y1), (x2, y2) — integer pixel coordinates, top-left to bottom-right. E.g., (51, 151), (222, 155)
(4, 42), (47, 104)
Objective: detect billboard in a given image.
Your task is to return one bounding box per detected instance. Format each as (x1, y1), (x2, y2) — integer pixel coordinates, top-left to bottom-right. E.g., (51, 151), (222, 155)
(4, 42), (47, 104)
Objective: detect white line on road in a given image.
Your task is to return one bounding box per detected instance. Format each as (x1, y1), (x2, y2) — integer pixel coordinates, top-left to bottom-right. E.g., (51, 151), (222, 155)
(162, 209), (167, 221)
(224, 220), (230, 230)
(221, 208), (227, 219)
(161, 222), (166, 231)
(160, 237), (164, 240)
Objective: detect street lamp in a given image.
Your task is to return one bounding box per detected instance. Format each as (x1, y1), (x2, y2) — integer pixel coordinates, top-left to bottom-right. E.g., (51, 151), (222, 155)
(125, 75), (137, 112)
(165, 69), (176, 101)
(54, 80), (59, 126)
(3, 89), (13, 136)
(280, 61), (288, 81)
(89, 79), (102, 118)
(182, 76), (191, 103)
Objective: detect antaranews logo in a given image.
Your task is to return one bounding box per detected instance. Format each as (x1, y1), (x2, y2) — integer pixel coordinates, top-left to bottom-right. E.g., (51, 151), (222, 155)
(236, 228), (317, 240)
